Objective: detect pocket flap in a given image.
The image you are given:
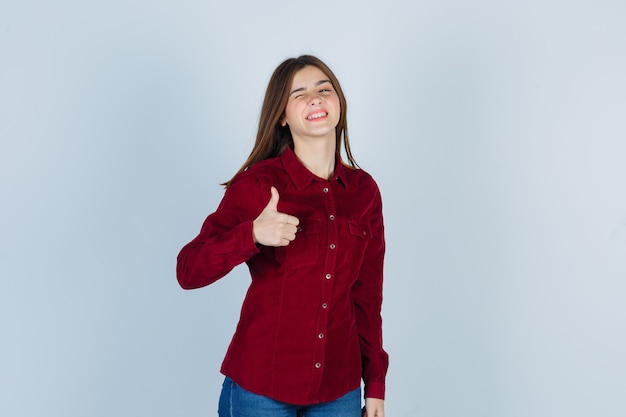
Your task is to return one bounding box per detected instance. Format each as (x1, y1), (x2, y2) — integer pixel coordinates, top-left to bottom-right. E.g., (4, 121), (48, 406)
(348, 221), (369, 239)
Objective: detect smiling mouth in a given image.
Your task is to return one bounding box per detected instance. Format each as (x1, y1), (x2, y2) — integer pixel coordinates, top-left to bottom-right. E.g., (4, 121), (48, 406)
(307, 112), (328, 120)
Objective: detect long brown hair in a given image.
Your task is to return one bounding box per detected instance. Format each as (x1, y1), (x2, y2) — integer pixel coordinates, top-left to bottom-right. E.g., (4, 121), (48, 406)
(222, 55), (358, 187)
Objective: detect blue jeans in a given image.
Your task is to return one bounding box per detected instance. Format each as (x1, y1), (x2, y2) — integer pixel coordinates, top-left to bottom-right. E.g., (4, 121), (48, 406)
(218, 376), (362, 417)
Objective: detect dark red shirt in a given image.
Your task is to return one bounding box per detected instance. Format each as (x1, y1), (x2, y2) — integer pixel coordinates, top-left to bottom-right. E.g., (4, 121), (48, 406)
(176, 148), (388, 405)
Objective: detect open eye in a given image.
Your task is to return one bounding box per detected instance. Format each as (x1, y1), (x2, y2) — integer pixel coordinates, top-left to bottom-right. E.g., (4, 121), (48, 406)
(319, 85), (334, 94)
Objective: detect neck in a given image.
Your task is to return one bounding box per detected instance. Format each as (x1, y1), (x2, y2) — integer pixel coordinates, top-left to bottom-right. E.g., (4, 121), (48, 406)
(293, 139), (336, 180)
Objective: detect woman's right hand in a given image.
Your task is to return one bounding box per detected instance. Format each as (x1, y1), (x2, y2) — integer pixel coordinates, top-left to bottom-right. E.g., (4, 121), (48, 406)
(253, 187), (299, 247)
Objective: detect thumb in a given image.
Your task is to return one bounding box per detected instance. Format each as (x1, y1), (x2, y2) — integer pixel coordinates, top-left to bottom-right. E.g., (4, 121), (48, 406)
(265, 186), (280, 211)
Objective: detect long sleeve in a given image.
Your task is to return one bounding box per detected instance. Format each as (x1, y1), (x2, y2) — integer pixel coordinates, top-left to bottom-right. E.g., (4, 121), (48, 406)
(176, 174), (266, 289)
(351, 181), (389, 399)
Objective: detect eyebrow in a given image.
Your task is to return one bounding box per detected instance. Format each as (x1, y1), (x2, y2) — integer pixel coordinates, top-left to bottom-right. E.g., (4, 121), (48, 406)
(289, 79), (332, 96)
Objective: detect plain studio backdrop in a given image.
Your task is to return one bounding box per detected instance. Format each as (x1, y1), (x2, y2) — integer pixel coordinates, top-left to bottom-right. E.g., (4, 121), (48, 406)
(1, 1), (625, 416)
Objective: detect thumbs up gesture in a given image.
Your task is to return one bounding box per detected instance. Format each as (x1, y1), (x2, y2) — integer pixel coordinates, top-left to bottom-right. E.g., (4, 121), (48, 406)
(253, 187), (300, 247)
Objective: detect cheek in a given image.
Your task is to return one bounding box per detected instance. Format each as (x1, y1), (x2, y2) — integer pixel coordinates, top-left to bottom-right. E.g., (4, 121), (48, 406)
(326, 96), (340, 115)
(285, 103), (302, 123)
(331, 99), (341, 118)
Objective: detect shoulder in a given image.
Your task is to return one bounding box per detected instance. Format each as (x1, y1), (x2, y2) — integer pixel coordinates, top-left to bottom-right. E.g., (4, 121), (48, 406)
(343, 165), (380, 193)
(248, 156), (284, 181)
(228, 156), (285, 190)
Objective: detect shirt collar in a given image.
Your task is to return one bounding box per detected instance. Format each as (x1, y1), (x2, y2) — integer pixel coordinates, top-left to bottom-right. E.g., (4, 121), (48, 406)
(281, 147), (349, 190)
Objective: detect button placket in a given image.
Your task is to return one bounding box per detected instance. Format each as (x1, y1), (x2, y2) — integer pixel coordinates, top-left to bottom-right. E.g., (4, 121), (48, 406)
(311, 181), (337, 386)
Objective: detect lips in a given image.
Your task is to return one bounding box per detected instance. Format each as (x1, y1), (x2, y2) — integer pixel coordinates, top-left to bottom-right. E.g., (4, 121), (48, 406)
(306, 111), (328, 120)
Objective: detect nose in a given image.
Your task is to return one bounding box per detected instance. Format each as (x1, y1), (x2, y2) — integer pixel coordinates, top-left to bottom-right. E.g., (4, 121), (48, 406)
(308, 94), (322, 105)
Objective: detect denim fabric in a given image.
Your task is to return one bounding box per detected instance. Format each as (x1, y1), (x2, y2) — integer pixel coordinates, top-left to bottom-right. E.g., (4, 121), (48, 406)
(218, 376), (362, 417)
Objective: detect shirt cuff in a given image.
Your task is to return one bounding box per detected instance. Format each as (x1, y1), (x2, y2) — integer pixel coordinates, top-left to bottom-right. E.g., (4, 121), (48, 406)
(237, 220), (260, 260)
(364, 381), (385, 400)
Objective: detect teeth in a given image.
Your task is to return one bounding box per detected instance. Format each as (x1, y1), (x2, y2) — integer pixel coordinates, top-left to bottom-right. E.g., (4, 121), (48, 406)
(307, 112), (327, 120)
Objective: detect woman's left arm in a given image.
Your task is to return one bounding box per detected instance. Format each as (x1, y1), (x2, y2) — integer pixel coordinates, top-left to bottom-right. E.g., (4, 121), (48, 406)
(351, 178), (389, 401)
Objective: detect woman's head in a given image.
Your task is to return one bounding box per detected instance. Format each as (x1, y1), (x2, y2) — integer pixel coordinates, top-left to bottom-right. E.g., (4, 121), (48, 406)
(224, 55), (357, 186)
(280, 65), (341, 149)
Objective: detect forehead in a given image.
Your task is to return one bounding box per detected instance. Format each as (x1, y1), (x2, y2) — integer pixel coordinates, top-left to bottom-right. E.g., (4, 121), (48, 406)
(290, 66), (330, 88)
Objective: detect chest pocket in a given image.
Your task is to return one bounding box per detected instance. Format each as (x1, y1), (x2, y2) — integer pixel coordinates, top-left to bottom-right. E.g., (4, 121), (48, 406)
(346, 220), (370, 269)
(348, 220), (370, 240)
(275, 218), (322, 268)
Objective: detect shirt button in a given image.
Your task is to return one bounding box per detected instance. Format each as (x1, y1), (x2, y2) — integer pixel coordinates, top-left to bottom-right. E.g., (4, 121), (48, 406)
(329, 214), (335, 220)
(323, 187), (329, 193)
(322, 303), (328, 308)
(315, 362), (321, 369)
(325, 274), (331, 279)
(329, 243), (336, 249)
(318, 333), (324, 339)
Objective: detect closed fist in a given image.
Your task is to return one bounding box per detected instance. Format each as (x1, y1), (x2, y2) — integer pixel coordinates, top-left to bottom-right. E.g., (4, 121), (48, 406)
(252, 187), (300, 247)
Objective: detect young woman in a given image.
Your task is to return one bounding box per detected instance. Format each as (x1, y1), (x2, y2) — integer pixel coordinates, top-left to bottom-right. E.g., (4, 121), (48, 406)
(177, 55), (388, 417)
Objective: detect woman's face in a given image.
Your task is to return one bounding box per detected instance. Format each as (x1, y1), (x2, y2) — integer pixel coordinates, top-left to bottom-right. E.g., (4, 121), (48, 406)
(281, 66), (340, 145)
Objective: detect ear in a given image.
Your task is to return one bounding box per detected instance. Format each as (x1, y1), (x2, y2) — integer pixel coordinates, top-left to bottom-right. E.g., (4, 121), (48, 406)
(280, 115), (287, 127)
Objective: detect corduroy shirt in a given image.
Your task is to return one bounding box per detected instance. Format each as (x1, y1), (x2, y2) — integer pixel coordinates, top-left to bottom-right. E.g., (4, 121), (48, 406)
(176, 147), (388, 405)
